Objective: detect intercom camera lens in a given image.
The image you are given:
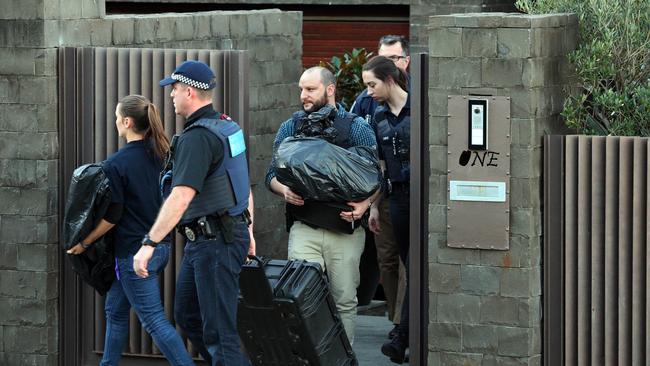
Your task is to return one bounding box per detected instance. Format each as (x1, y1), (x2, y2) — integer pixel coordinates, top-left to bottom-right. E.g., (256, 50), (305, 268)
(474, 108), (480, 114)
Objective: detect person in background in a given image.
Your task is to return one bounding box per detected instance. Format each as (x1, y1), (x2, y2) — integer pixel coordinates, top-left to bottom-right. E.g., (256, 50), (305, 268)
(363, 56), (411, 364)
(133, 60), (253, 366)
(67, 94), (195, 366)
(265, 66), (379, 344)
(351, 34), (410, 340)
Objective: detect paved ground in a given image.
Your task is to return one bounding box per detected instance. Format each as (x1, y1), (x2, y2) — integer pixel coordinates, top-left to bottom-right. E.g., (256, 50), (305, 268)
(353, 314), (401, 366)
(354, 300), (409, 366)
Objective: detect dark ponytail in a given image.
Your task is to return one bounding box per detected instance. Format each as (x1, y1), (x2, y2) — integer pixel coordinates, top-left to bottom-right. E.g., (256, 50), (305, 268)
(117, 94), (170, 161)
(362, 55), (408, 91)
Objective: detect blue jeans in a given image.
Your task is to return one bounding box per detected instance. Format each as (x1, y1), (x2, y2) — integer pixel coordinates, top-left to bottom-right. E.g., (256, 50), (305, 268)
(100, 244), (195, 366)
(174, 222), (250, 366)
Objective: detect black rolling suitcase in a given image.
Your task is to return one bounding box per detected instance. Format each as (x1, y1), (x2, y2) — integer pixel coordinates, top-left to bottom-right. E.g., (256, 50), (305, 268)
(238, 256), (358, 366)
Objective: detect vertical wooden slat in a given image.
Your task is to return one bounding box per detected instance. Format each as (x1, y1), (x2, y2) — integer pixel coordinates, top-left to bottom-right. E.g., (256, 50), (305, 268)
(409, 52), (429, 366)
(213, 51), (225, 113)
(141, 49), (153, 101)
(60, 47), (82, 366)
(590, 137), (605, 365)
(618, 137), (633, 366)
(604, 137), (619, 366)
(546, 135), (650, 366)
(117, 48), (129, 151)
(106, 48), (118, 157)
(632, 138), (647, 364)
(577, 136), (591, 366)
(174, 50), (187, 131)
(95, 48), (107, 161)
(564, 135), (579, 366)
(543, 135), (564, 366)
(129, 49), (141, 96)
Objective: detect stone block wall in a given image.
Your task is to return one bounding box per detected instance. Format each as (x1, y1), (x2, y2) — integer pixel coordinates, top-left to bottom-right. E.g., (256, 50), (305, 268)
(0, 2), (301, 363)
(411, 0), (518, 53)
(426, 13), (577, 365)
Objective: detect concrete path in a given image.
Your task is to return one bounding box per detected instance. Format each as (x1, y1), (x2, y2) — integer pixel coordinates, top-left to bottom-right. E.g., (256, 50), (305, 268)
(353, 314), (405, 366)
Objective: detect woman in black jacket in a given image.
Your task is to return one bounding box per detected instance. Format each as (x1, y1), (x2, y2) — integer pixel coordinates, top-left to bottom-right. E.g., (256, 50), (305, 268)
(67, 95), (194, 366)
(363, 56), (411, 364)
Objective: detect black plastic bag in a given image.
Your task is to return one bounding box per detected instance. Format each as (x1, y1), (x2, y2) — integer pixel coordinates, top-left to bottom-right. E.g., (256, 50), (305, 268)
(274, 137), (381, 202)
(62, 163), (115, 295)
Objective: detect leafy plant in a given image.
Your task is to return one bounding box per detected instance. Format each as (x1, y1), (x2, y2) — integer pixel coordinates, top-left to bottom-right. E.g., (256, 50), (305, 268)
(319, 48), (373, 110)
(516, 0), (650, 135)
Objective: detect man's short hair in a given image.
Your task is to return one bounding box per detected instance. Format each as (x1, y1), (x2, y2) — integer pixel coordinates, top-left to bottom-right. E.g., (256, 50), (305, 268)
(304, 66), (336, 87)
(379, 35), (410, 56)
(195, 78), (216, 100)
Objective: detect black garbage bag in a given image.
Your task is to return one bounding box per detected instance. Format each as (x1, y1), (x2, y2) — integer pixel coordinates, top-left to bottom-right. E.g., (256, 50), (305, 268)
(274, 137), (381, 202)
(62, 163), (115, 295)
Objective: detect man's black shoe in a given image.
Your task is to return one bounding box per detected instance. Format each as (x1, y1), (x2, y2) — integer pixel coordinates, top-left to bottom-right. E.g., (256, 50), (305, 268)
(381, 336), (407, 364)
(388, 324), (399, 339)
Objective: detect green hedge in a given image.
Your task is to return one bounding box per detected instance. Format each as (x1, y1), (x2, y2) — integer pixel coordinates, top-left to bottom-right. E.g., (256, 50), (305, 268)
(517, 0), (649, 135)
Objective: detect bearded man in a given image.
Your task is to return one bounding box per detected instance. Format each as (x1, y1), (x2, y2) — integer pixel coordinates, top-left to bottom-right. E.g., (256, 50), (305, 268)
(265, 66), (377, 343)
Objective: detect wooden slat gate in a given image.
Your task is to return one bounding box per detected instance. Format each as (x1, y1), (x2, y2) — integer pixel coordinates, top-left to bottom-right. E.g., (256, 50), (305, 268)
(544, 135), (649, 366)
(59, 47), (249, 366)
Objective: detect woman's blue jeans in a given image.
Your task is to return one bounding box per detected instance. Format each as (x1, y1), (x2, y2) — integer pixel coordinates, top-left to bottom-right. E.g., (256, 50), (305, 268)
(100, 244), (195, 366)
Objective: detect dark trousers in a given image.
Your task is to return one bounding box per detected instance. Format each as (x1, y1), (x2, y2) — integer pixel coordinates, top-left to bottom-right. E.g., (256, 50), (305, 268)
(389, 188), (410, 341)
(174, 222), (250, 366)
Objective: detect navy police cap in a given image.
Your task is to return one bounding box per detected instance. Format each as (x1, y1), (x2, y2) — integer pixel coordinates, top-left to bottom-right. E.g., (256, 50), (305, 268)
(159, 60), (216, 90)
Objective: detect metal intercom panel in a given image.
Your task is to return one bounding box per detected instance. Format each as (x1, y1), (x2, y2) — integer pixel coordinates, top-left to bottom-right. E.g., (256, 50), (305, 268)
(447, 96), (511, 250)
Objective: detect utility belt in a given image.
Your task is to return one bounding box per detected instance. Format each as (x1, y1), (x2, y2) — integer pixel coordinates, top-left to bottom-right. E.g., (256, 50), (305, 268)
(178, 210), (251, 243)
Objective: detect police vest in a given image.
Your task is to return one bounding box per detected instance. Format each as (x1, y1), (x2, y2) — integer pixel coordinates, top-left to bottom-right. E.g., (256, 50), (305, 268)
(176, 117), (250, 222)
(286, 110), (361, 234)
(291, 110), (354, 149)
(374, 105), (410, 183)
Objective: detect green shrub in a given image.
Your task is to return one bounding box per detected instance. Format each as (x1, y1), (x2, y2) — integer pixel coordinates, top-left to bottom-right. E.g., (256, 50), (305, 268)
(319, 48), (373, 110)
(516, 0), (650, 135)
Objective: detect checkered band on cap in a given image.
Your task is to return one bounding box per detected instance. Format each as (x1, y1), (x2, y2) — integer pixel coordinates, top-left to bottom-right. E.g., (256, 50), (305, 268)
(171, 73), (211, 90)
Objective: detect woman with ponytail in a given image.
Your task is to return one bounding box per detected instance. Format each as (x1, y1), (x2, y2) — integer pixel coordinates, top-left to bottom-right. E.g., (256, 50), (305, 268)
(362, 56), (412, 364)
(67, 95), (194, 366)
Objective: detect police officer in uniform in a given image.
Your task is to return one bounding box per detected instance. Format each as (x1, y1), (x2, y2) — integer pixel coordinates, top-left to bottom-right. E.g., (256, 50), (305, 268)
(265, 66), (379, 344)
(362, 56), (411, 364)
(350, 35), (411, 340)
(133, 60), (252, 366)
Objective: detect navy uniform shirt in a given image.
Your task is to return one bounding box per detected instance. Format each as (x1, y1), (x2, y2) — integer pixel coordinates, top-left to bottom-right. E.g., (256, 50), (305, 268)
(103, 140), (165, 258)
(171, 104), (225, 193)
(373, 93), (411, 161)
(350, 89), (380, 123)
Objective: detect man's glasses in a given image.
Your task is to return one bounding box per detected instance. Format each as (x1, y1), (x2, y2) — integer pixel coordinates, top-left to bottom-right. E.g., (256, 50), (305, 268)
(386, 55), (407, 62)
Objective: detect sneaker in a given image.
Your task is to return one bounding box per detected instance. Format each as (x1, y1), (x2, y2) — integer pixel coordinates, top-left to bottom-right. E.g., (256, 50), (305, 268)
(388, 324), (399, 339)
(381, 336), (407, 364)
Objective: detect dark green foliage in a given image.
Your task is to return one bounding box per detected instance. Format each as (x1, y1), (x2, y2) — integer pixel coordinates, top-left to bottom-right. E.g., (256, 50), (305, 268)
(517, 0), (650, 135)
(320, 48), (373, 110)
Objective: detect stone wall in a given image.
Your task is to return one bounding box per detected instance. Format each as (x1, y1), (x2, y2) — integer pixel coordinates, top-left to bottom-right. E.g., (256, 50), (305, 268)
(426, 13), (577, 365)
(0, 2), (301, 363)
(411, 0), (518, 53)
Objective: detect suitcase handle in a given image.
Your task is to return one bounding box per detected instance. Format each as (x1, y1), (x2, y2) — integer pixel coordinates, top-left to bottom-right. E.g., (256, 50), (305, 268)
(246, 254), (266, 265)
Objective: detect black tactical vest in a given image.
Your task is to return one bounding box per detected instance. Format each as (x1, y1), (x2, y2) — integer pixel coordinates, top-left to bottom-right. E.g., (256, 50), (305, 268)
(374, 105), (410, 183)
